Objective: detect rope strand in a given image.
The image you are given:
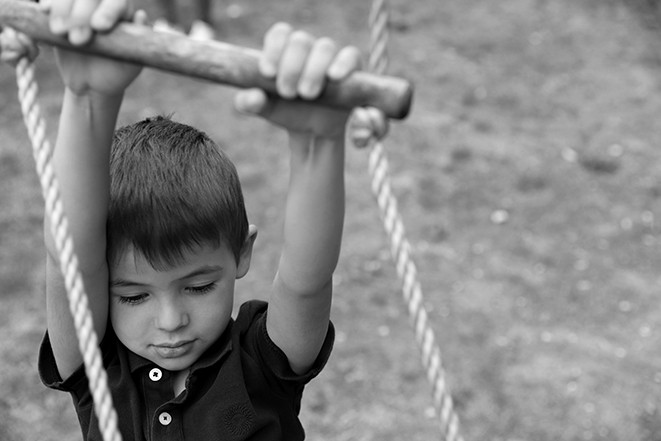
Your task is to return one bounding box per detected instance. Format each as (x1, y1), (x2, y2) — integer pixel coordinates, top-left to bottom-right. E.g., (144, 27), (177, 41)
(365, 1), (464, 439)
(15, 56), (123, 441)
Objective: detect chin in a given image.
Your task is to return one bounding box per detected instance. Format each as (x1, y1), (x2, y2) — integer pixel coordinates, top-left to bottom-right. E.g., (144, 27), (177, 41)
(152, 355), (197, 372)
(137, 345), (199, 372)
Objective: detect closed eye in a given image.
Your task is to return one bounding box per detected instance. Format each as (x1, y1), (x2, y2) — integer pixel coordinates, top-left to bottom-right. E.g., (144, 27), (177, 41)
(117, 293), (148, 306)
(186, 283), (217, 295)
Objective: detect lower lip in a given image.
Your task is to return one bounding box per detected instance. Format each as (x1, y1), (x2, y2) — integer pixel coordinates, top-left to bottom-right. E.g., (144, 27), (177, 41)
(152, 341), (194, 359)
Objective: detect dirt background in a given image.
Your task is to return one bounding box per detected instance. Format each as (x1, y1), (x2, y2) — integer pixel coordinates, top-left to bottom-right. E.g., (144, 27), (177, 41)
(1, 0), (661, 440)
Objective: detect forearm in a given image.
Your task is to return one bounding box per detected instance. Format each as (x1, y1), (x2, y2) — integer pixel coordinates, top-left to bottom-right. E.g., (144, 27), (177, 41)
(46, 88), (121, 269)
(45, 88), (120, 378)
(276, 132), (346, 295)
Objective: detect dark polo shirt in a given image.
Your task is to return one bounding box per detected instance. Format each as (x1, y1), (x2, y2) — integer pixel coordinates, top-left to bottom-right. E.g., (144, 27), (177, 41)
(39, 300), (334, 441)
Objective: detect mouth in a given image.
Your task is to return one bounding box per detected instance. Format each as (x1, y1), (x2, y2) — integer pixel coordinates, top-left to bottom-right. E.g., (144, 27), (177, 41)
(152, 340), (195, 358)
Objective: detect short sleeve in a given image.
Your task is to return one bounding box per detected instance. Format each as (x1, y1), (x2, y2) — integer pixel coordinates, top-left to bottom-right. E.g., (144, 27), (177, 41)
(256, 312), (334, 383)
(236, 300), (335, 384)
(38, 332), (91, 399)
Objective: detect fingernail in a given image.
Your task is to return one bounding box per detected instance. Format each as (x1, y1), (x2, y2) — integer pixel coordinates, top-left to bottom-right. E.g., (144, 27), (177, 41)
(279, 86), (297, 100)
(298, 82), (320, 100)
(69, 27), (91, 45)
(259, 60), (277, 78)
(91, 14), (112, 30)
(328, 65), (346, 80)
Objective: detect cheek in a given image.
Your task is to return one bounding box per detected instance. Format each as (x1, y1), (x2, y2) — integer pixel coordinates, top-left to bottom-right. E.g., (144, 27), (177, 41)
(110, 304), (149, 340)
(194, 289), (234, 332)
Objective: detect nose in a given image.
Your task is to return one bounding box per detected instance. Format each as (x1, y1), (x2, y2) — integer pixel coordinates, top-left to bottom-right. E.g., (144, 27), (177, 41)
(155, 297), (189, 332)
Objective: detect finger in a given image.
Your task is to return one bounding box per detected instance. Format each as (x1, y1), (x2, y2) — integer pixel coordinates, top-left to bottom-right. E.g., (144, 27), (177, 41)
(297, 37), (337, 100)
(276, 30), (314, 99)
(16, 31), (40, 61)
(349, 107), (388, 147)
(0, 27), (16, 48)
(0, 28), (37, 63)
(349, 107), (372, 147)
(40, 0), (52, 13)
(0, 50), (15, 65)
(260, 22), (292, 78)
(91, 0), (135, 31)
(0, 49), (19, 65)
(0, 45), (34, 65)
(132, 10), (149, 26)
(67, 1), (100, 45)
(366, 107), (389, 139)
(234, 88), (270, 116)
(0, 27), (19, 50)
(48, 0), (74, 35)
(350, 127), (373, 148)
(327, 45), (362, 81)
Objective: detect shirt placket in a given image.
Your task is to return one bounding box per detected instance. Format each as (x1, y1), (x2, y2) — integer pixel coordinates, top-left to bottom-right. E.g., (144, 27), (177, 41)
(142, 366), (184, 441)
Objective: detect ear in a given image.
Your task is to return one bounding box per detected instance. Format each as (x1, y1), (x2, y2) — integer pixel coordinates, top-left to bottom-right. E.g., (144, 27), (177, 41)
(236, 224), (258, 279)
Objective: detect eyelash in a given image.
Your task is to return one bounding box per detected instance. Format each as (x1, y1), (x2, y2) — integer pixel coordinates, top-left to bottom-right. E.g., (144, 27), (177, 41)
(117, 294), (148, 305)
(186, 283), (217, 294)
(116, 283), (216, 306)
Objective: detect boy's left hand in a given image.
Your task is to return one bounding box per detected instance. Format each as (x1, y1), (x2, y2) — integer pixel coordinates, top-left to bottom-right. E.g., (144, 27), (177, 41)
(46, 0), (146, 97)
(234, 22), (364, 140)
(46, 0), (135, 45)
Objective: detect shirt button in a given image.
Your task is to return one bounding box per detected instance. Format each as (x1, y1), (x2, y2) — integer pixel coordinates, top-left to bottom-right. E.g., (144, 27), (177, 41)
(159, 412), (172, 426)
(149, 368), (162, 382)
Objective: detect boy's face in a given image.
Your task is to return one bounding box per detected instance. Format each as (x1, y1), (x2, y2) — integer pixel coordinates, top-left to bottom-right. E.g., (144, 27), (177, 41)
(108, 240), (251, 372)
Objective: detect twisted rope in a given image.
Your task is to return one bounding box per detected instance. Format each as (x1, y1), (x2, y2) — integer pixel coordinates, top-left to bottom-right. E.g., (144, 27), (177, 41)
(15, 57), (122, 441)
(365, 1), (464, 440)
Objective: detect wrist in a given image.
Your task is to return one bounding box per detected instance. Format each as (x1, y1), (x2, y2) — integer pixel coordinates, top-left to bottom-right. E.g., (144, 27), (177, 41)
(61, 88), (123, 144)
(63, 87), (124, 121)
(65, 86), (124, 102)
(289, 131), (345, 151)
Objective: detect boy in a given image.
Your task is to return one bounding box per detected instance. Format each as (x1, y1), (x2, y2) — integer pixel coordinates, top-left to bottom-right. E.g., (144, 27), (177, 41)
(6, 1), (384, 439)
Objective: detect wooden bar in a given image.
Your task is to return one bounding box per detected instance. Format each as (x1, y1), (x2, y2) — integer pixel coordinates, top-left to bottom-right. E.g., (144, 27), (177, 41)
(0, 0), (413, 119)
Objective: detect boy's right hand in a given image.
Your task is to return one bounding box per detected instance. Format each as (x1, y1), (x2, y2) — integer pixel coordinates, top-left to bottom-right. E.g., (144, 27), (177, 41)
(234, 23), (363, 140)
(47, 0), (145, 96)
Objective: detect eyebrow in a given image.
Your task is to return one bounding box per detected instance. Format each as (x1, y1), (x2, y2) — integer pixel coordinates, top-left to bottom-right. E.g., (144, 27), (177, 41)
(110, 265), (223, 289)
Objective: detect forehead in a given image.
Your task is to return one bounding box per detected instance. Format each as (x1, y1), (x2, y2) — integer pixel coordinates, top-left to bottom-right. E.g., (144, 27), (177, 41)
(111, 243), (236, 280)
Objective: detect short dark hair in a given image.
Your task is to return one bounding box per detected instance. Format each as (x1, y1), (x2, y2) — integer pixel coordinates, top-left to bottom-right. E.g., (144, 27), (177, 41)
(107, 116), (248, 268)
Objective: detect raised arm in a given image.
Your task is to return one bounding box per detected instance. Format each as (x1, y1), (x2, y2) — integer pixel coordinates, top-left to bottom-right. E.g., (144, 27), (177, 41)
(43, 0), (142, 379)
(268, 129), (346, 374)
(234, 23), (364, 374)
(45, 89), (119, 379)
